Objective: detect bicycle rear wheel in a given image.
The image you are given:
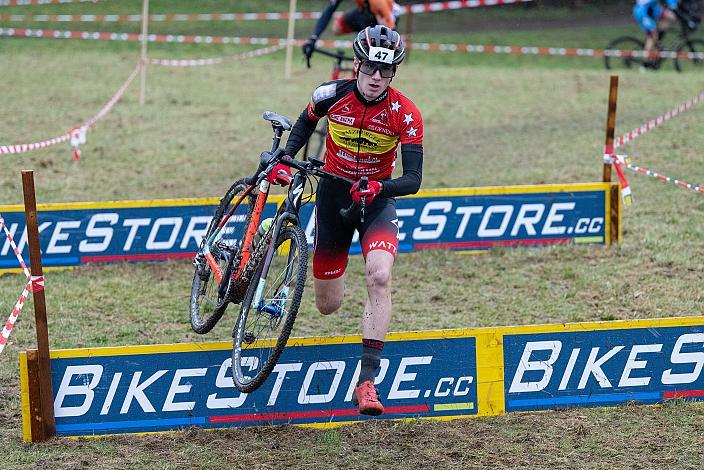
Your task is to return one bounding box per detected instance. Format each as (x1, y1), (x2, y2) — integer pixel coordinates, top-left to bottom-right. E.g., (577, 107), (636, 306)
(190, 179), (256, 334)
(604, 37), (646, 70)
(231, 224), (308, 393)
(303, 118), (327, 162)
(675, 39), (704, 72)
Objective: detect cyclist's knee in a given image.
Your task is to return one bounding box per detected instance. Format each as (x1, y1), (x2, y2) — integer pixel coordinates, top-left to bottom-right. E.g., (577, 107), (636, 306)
(314, 277), (344, 315)
(365, 263), (392, 292)
(316, 295), (342, 315)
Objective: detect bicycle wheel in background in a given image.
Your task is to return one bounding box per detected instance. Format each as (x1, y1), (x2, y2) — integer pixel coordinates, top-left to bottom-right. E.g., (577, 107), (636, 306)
(604, 37), (646, 70)
(303, 119), (327, 162)
(190, 179), (256, 334)
(231, 224), (308, 393)
(675, 39), (704, 72)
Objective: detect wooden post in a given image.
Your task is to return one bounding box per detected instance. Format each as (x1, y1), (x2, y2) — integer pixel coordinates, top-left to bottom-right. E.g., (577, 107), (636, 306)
(603, 75), (618, 183)
(21, 170), (55, 440)
(285, 0), (297, 78)
(139, 0), (150, 106)
(405, 8), (414, 64)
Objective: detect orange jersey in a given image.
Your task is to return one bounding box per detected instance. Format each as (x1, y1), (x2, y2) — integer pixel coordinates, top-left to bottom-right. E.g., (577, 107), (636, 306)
(356, 0), (396, 28)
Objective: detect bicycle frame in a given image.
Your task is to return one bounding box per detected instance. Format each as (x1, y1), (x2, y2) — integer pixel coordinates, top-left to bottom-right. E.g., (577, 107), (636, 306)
(248, 171), (307, 310)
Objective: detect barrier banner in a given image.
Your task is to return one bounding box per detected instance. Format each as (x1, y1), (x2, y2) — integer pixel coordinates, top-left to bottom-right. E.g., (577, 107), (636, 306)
(20, 316), (704, 440)
(21, 332), (478, 438)
(504, 325), (704, 412)
(0, 183), (620, 273)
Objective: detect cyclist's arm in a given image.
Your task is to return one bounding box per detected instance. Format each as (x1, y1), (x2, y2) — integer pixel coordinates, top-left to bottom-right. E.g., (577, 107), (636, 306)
(309, 0), (344, 41)
(285, 81), (339, 156)
(381, 144), (422, 197)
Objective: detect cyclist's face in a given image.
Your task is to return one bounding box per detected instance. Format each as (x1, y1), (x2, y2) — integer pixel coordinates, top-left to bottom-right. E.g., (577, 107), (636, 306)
(356, 62), (393, 101)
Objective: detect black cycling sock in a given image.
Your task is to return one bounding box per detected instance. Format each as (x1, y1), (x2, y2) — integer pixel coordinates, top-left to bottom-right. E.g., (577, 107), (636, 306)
(358, 339), (384, 385)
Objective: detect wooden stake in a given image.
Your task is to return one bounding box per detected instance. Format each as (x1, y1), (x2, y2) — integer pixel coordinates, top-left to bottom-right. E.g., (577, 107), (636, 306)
(139, 0), (150, 106)
(285, 0), (297, 78)
(22, 170), (55, 440)
(603, 75), (618, 183)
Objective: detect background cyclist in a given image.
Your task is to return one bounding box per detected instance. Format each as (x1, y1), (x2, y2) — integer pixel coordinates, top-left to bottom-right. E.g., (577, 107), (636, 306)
(302, 0), (403, 61)
(279, 25), (423, 416)
(633, 0), (679, 67)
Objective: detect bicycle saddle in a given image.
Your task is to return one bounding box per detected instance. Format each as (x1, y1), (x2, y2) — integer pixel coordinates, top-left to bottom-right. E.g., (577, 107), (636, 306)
(263, 111), (292, 131)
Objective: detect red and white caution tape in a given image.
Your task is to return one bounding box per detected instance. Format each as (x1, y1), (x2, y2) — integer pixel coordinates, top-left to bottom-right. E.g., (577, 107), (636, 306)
(1, 61), (140, 159)
(603, 149), (633, 206)
(0, 278), (32, 354)
(608, 154), (704, 195)
(0, 214), (30, 278)
(614, 91), (704, 149)
(148, 44), (285, 67)
(0, 0), (534, 22)
(407, 0), (534, 13)
(0, 0), (96, 5)
(4, 29), (704, 61)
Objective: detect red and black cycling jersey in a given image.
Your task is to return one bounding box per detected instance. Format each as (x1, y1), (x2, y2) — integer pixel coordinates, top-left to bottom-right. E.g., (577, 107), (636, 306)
(285, 79), (424, 198)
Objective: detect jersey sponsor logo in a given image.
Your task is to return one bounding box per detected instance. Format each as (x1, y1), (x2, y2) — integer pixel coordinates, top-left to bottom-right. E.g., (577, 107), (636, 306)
(324, 268), (342, 276)
(371, 109), (389, 126)
(312, 83), (337, 104)
(328, 121), (398, 154)
(341, 103), (352, 113)
(329, 114), (355, 126)
(367, 124), (395, 136)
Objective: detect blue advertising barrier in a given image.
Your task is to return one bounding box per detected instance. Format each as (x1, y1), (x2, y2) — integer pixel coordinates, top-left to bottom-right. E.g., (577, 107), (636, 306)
(20, 316), (704, 441)
(1, 183), (620, 273)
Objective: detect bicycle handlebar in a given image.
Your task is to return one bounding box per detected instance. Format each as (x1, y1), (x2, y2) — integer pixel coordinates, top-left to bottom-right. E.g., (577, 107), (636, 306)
(306, 46), (355, 69)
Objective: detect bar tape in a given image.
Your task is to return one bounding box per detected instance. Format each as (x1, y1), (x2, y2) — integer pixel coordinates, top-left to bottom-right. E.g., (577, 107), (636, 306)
(0, 278), (32, 354)
(614, 91), (704, 149)
(3, 28), (703, 61)
(0, 214), (31, 278)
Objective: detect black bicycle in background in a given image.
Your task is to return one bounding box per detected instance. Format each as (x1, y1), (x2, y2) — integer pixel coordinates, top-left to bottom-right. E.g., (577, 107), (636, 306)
(604, 0), (703, 72)
(303, 47), (356, 162)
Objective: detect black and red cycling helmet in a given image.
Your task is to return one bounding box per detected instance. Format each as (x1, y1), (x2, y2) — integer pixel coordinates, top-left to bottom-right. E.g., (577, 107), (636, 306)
(353, 25), (405, 65)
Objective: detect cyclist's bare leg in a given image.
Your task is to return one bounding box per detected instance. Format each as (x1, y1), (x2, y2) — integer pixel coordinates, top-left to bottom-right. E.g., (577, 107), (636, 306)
(362, 250), (394, 341)
(314, 276), (345, 315)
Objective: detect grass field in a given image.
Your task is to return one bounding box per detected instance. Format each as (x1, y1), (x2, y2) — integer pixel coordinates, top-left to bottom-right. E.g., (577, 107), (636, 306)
(2, 1), (704, 468)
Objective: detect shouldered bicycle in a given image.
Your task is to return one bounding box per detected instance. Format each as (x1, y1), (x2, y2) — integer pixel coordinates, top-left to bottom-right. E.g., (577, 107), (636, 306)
(189, 111), (367, 393)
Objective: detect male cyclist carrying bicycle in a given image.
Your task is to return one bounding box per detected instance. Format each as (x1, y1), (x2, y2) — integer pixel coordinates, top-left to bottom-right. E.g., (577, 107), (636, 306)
(302, 0), (403, 61)
(634, 0), (679, 67)
(275, 25), (423, 416)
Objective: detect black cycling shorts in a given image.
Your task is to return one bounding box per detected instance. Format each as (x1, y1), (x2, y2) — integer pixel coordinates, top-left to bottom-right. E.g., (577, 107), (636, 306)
(335, 7), (376, 34)
(313, 178), (399, 280)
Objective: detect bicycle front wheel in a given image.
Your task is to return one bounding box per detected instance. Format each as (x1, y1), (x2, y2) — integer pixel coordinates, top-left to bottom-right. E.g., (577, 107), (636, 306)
(604, 37), (646, 70)
(675, 39), (704, 72)
(231, 224), (308, 393)
(190, 179), (256, 334)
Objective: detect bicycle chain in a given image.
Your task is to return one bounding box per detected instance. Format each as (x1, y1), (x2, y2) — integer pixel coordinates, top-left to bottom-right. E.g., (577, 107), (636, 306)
(226, 228), (273, 304)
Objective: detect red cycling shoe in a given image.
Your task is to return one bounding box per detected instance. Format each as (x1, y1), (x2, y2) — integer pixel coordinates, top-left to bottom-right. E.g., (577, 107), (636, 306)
(352, 380), (384, 416)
